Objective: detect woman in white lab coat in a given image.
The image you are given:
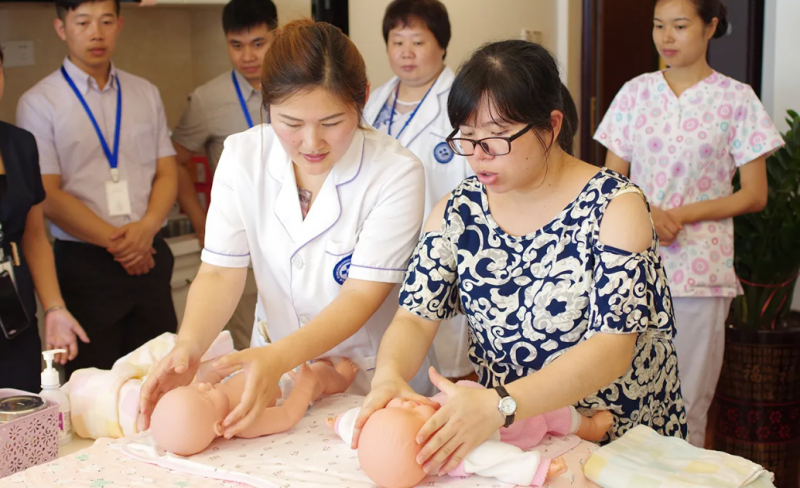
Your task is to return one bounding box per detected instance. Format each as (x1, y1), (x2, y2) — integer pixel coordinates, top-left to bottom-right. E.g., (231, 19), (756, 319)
(364, 0), (473, 379)
(138, 19), (436, 438)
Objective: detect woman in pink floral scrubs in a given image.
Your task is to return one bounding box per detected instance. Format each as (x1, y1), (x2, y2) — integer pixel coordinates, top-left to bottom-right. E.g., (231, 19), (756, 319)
(594, 0), (784, 448)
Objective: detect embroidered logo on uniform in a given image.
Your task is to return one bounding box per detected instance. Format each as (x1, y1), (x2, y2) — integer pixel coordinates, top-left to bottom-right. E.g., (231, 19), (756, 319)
(333, 255), (352, 285)
(433, 141), (454, 164)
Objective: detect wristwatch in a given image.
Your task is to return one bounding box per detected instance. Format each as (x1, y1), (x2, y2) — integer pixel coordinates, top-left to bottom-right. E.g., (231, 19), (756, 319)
(494, 385), (517, 428)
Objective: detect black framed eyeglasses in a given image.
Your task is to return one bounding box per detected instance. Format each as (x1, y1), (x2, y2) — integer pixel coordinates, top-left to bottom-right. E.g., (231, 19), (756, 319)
(446, 124), (534, 156)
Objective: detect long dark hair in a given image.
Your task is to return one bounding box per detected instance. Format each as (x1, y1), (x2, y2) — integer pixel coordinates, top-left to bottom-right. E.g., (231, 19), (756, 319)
(260, 19), (368, 128)
(448, 40), (578, 156)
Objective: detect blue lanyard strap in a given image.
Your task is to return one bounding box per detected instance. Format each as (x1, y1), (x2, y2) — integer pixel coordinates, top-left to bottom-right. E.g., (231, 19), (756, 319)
(61, 66), (122, 182)
(232, 71), (254, 129)
(383, 74), (439, 139)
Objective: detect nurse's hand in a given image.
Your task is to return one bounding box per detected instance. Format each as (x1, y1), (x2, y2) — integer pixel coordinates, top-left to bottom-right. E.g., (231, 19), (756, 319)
(352, 371), (439, 449)
(415, 367), (503, 476)
(211, 347), (283, 438)
(138, 342), (203, 431)
(651, 206), (683, 247)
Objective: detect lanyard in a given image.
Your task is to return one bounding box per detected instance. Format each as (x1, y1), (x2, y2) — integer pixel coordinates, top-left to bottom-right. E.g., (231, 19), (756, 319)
(61, 66), (122, 183)
(379, 74), (439, 139)
(232, 71), (255, 129)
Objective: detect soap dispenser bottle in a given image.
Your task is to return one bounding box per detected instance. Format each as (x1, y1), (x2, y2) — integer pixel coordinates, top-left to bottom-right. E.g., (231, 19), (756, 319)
(39, 349), (72, 445)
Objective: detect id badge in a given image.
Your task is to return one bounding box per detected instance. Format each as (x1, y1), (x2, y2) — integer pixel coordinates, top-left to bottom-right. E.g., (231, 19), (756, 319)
(0, 260), (15, 286)
(106, 180), (132, 216)
(0, 270), (30, 340)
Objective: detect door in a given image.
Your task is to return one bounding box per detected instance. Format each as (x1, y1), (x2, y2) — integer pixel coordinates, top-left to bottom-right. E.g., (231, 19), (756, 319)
(707, 0), (765, 96)
(312, 0), (349, 35)
(581, 0), (660, 167)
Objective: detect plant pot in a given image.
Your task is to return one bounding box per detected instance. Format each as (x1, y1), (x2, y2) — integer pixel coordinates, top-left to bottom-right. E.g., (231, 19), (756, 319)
(713, 323), (800, 488)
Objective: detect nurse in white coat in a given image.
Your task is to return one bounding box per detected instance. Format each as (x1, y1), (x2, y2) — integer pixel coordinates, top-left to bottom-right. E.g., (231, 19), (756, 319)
(363, 0), (473, 379)
(139, 19), (436, 438)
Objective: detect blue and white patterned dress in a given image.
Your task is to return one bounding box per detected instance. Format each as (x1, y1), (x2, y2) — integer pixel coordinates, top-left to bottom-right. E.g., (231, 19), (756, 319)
(399, 169), (687, 441)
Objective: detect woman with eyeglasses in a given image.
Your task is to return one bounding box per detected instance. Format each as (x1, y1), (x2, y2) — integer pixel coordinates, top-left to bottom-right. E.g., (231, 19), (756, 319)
(352, 40), (687, 477)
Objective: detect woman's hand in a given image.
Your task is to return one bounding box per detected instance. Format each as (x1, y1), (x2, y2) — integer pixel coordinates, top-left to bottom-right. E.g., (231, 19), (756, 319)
(415, 367), (504, 476)
(138, 342), (203, 431)
(650, 206), (683, 247)
(210, 347), (283, 438)
(44, 309), (90, 364)
(352, 371), (439, 449)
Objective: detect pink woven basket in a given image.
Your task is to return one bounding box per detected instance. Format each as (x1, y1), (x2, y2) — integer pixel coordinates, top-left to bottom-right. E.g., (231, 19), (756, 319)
(0, 388), (59, 478)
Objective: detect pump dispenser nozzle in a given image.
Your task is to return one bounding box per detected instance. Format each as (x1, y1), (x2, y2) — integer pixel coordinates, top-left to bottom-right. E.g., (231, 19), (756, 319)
(41, 349), (66, 389)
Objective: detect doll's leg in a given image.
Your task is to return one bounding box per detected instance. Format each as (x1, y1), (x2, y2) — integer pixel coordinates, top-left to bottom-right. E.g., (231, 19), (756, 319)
(574, 410), (613, 441)
(307, 358), (358, 395)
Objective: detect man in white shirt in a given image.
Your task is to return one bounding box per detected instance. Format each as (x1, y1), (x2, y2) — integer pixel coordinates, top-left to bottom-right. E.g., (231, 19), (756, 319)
(171, 0), (276, 349)
(17, 0), (179, 377)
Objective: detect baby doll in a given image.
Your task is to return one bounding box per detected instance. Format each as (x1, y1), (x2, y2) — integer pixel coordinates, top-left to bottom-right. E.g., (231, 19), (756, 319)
(328, 380), (613, 488)
(151, 358), (358, 456)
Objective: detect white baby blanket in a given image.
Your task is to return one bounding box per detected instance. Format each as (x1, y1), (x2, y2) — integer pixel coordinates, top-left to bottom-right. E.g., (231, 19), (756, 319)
(120, 394), (588, 488)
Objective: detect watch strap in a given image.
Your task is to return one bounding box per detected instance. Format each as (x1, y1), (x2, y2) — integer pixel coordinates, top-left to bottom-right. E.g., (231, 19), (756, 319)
(493, 386), (515, 428)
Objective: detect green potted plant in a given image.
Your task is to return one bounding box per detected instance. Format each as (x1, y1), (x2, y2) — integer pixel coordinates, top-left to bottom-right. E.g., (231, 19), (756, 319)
(713, 110), (800, 488)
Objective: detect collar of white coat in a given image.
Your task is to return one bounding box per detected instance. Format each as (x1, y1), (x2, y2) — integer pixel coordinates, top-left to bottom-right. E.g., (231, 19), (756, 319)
(63, 56), (119, 95)
(364, 65), (455, 143)
(267, 128), (366, 187)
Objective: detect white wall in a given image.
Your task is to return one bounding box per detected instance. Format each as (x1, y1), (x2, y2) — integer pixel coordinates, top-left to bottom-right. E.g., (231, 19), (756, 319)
(761, 0), (800, 310)
(761, 0), (800, 134)
(0, 2), (310, 127)
(349, 0), (557, 88)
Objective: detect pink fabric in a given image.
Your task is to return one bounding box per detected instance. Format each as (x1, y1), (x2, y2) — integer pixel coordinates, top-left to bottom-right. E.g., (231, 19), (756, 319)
(499, 407), (573, 450)
(448, 462), (468, 478)
(531, 458), (551, 487)
(435, 381), (575, 450)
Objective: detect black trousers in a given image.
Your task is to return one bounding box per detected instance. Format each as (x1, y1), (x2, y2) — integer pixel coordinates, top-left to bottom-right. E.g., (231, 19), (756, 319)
(54, 235), (177, 378)
(0, 323), (42, 393)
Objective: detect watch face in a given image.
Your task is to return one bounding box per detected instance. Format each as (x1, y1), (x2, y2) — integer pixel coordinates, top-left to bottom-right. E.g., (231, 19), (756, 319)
(499, 396), (517, 416)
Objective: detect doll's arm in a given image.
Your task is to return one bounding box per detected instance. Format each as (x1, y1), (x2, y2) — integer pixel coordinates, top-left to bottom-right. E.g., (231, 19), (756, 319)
(326, 407), (360, 445)
(236, 365), (319, 438)
(450, 439), (554, 487)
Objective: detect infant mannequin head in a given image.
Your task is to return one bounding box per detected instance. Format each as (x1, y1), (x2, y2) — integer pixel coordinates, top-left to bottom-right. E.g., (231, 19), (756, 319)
(150, 383), (230, 456)
(358, 399), (437, 488)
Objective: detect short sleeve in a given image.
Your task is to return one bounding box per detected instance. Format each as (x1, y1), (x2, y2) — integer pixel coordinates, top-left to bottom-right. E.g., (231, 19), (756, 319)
(347, 159), (425, 283)
(172, 92), (210, 154)
(593, 80), (640, 162)
(586, 244), (673, 338)
(16, 93), (60, 176)
(730, 85), (785, 167)
(152, 87), (177, 159)
(399, 231), (462, 321)
(201, 139), (251, 268)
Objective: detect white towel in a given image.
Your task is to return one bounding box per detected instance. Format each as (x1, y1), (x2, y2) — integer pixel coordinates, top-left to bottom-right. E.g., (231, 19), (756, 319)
(584, 425), (775, 488)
